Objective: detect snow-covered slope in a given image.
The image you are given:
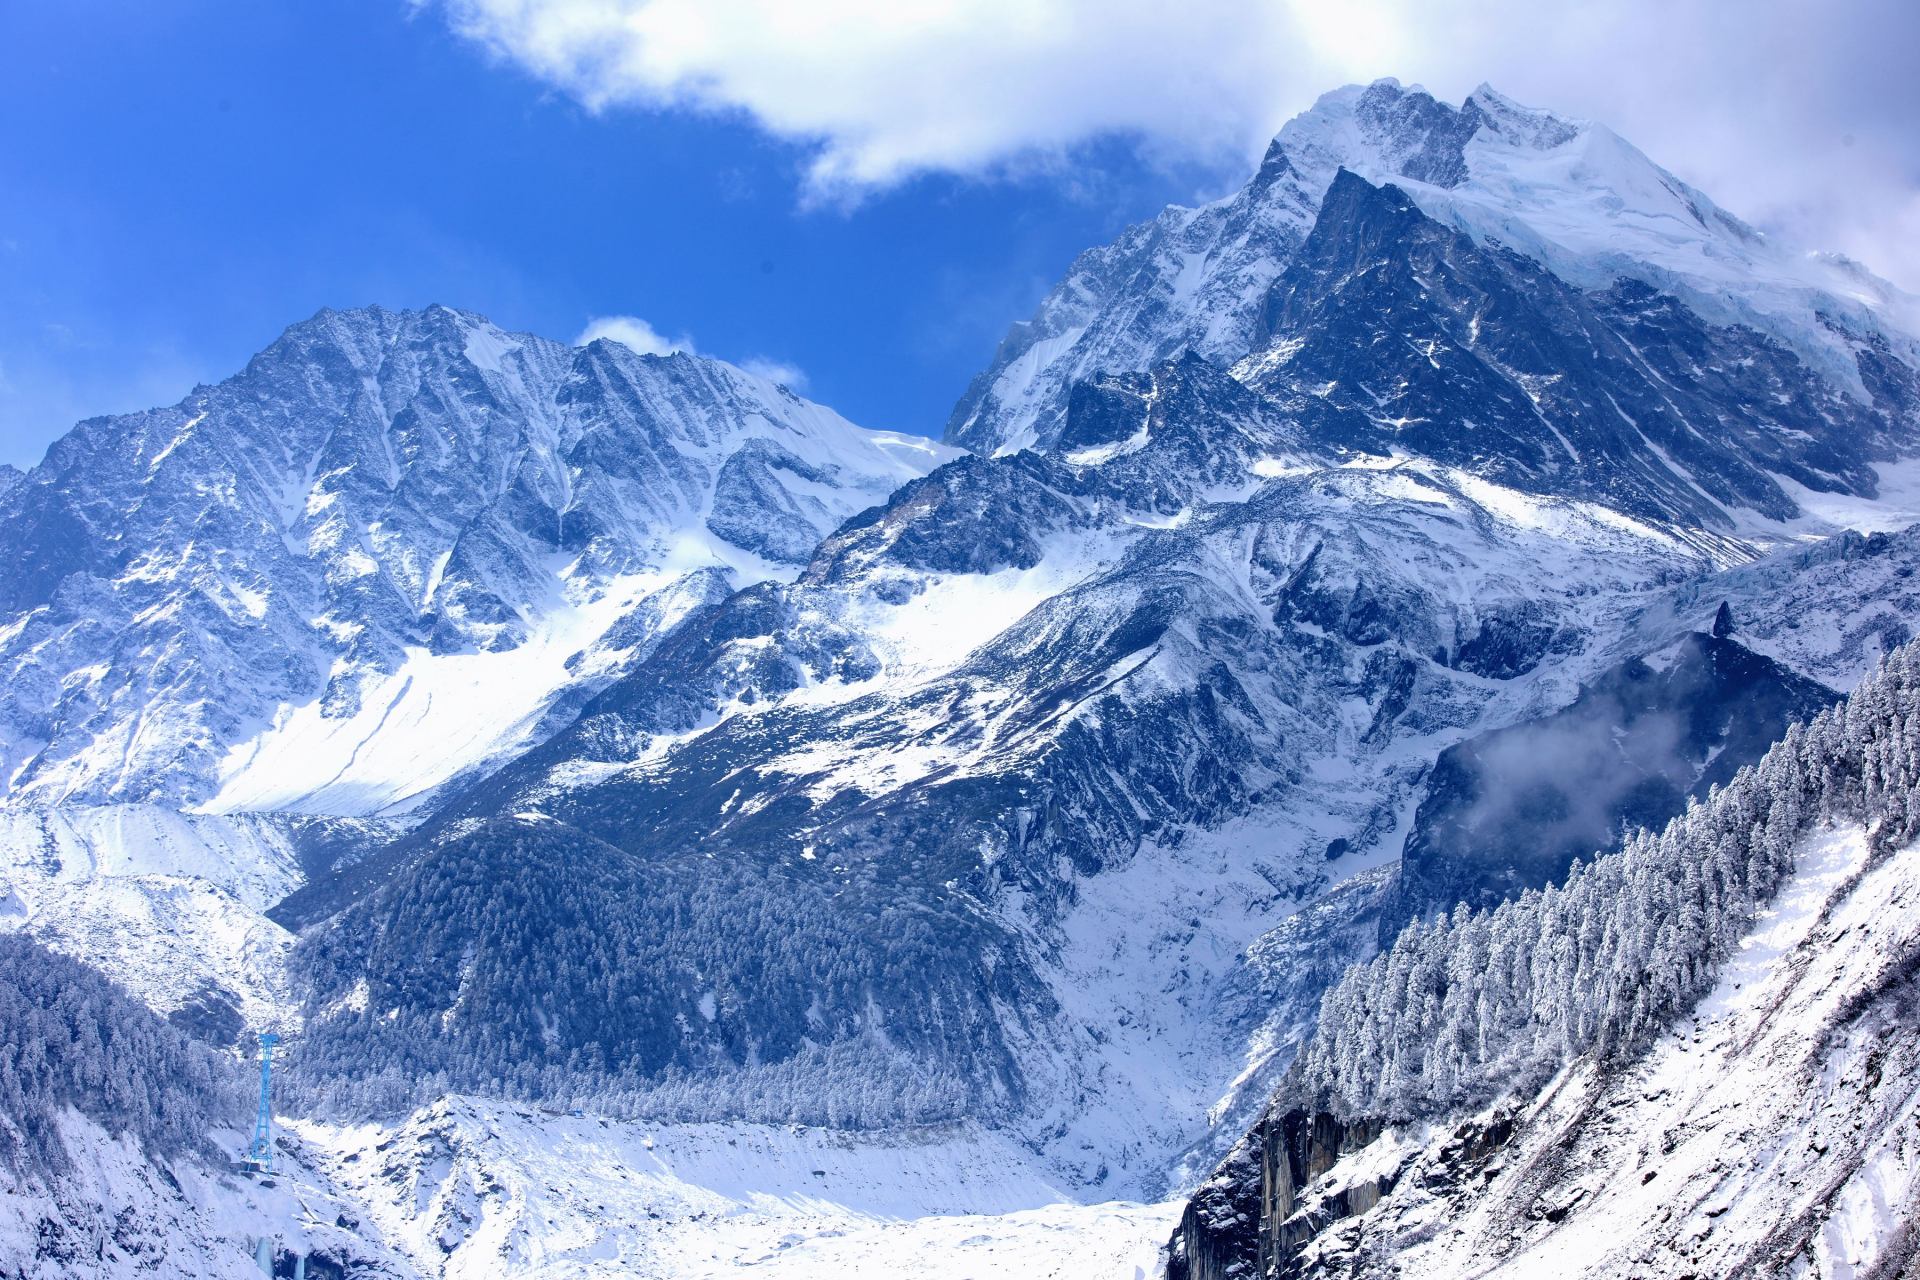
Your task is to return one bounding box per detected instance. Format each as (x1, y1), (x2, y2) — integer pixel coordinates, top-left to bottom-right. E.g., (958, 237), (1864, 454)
(0, 806), (397, 1041)
(0, 1110), (417, 1280)
(0, 305), (950, 815)
(1167, 638), (1920, 1279)
(1275, 821), (1920, 1279)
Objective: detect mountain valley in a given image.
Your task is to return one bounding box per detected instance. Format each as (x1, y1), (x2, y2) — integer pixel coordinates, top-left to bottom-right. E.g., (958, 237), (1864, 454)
(3, 79), (1919, 1279)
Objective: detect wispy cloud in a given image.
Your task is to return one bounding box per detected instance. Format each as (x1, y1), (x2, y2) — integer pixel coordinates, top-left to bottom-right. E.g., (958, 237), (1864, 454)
(737, 355), (807, 390)
(436, 0), (1920, 288)
(574, 314), (807, 388)
(574, 314), (694, 356)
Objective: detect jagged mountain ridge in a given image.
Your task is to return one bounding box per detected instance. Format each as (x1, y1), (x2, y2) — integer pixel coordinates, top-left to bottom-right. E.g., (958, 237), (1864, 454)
(951, 80), (1920, 532)
(1240, 171), (1909, 527)
(0, 305), (948, 814)
(944, 80), (1545, 456)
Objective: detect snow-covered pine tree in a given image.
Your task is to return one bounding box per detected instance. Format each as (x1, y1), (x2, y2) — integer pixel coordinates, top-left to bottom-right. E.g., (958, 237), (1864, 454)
(0, 935), (250, 1176)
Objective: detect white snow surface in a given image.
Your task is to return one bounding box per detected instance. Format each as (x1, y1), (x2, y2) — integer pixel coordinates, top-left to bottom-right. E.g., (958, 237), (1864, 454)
(1029, 812), (1409, 1193)
(203, 567), (714, 815)
(1768, 454), (1920, 540)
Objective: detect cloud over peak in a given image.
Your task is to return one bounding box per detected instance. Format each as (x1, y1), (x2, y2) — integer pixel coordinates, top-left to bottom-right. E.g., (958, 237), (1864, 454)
(575, 314), (691, 356)
(438, 0), (1306, 191)
(438, 0), (1920, 289)
(574, 314), (807, 388)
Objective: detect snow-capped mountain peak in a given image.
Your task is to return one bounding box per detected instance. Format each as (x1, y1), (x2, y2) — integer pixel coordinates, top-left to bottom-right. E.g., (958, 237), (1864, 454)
(0, 305), (951, 814)
(1462, 82), (1584, 147)
(1263, 79), (1537, 197)
(947, 80), (1920, 476)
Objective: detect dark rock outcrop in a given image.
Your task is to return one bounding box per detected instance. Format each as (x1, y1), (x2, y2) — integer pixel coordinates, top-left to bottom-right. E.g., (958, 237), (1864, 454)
(1167, 1108), (1403, 1280)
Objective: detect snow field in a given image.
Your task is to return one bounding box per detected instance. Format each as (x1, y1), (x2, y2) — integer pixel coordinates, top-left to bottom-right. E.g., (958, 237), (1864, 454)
(298, 1100), (1179, 1279)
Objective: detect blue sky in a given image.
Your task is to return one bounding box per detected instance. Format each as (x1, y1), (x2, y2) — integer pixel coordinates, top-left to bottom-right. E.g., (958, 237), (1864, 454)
(0, 2), (1227, 466)
(5, 1), (1916, 469)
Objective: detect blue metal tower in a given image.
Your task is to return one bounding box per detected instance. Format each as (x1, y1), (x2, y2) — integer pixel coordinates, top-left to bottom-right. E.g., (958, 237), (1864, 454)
(246, 1032), (280, 1173)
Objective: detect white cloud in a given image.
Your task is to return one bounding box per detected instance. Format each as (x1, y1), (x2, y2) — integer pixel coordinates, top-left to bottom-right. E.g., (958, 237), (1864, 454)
(737, 356), (807, 390)
(572, 314), (807, 388)
(440, 0), (1305, 191)
(574, 314), (694, 355)
(439, 0), (1920, 289)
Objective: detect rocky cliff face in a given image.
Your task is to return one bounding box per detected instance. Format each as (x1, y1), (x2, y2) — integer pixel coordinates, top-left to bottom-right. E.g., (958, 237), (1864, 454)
(1240, 171), (1916, 528)
(1167, 1109), (1400, 1280)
